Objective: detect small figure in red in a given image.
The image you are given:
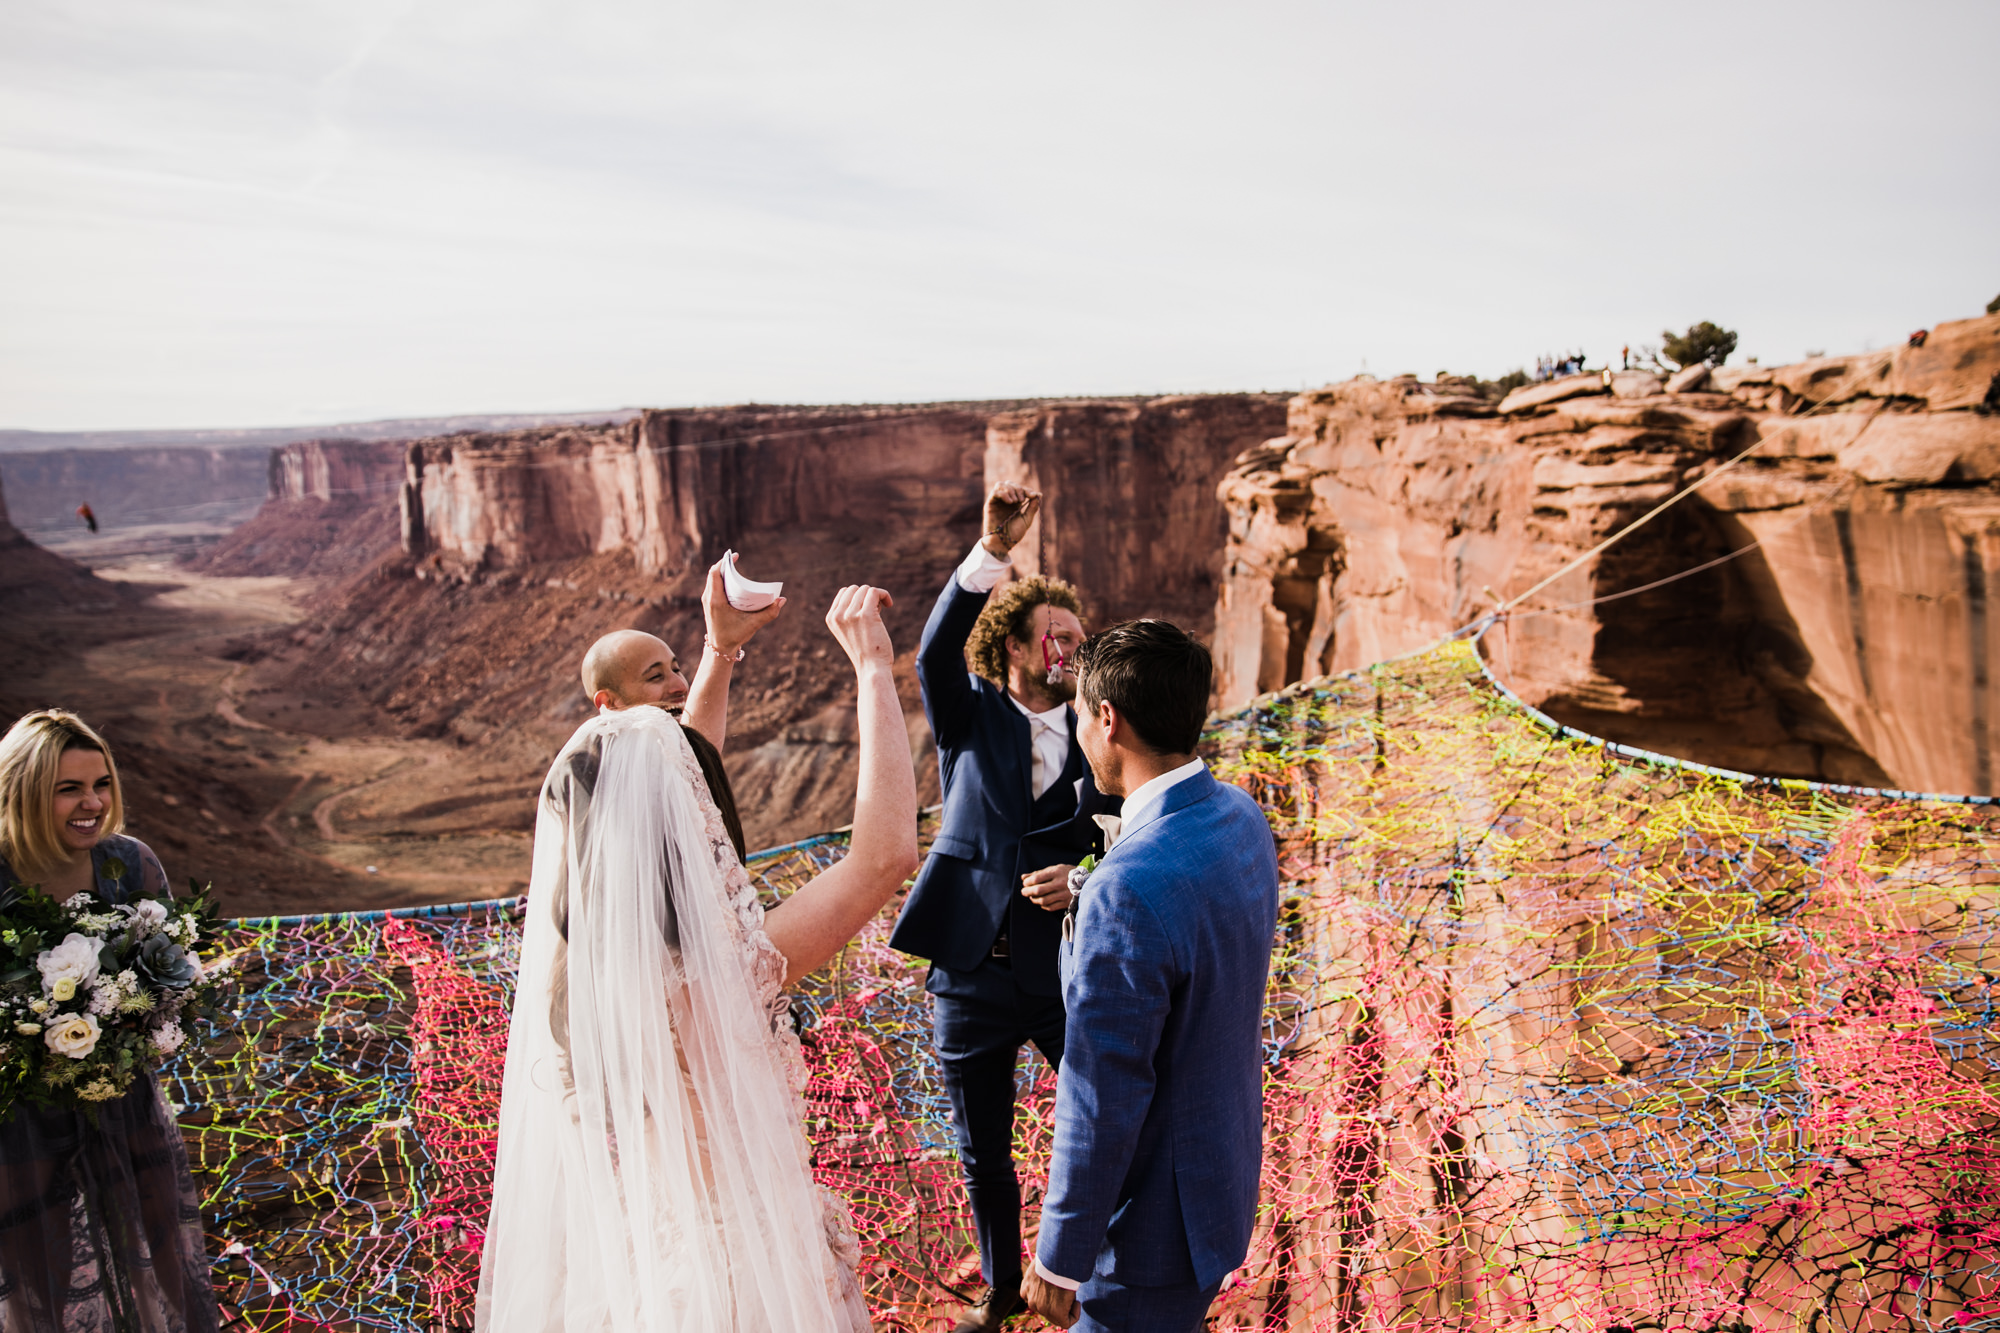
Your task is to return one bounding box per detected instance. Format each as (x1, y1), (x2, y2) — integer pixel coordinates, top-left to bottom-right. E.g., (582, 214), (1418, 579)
(1908, 329), (1929, 348)
(76, 503), (97, 534)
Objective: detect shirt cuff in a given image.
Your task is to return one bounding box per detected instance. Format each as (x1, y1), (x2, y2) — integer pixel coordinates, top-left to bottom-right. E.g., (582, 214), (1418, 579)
(1033, 1256), (1082, 1291)
(955, 541), (1012, 594)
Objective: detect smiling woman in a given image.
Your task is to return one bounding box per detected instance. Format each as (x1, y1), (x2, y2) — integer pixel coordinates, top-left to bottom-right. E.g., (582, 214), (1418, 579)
(0, 709), (219, 1332)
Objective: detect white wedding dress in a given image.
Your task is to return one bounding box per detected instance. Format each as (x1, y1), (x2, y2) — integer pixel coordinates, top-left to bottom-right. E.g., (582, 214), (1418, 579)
(475, 707), (872, 1332)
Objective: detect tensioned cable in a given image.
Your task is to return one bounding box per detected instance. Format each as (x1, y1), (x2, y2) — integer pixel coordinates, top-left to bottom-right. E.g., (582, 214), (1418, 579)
(1287, 385), (1879, 672)
(1507, 497), (1832, 618)
(1493, 395), (1882, 615)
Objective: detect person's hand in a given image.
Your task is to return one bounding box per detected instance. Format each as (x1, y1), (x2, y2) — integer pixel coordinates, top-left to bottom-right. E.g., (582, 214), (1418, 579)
(825, 585), (896, 673)
(1021, 1267), (1080, 1328)
(702, 560), (785, 655)
(982, 482), (1042, 556)
(1021, 864), (1076, 912)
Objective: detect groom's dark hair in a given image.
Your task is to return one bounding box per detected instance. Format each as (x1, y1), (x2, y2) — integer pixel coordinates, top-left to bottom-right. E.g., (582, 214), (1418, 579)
(1072, 619), (1211, 756)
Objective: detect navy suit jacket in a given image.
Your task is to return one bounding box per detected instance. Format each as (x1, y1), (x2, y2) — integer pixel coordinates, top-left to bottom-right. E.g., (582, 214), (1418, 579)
(1037, 767), (1279, 1289)
(891, 575), (1119, 997)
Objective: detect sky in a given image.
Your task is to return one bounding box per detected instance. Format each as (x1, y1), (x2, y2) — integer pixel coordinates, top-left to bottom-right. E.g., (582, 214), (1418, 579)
(2, 0), (1996, 431)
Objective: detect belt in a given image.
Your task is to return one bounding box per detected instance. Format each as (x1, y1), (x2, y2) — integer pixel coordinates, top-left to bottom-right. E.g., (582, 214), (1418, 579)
(990, 929), (1010, 958)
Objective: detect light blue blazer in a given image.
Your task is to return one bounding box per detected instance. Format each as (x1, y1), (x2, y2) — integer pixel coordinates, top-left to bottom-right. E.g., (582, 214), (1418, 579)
(1036, 766), (1279, 1289)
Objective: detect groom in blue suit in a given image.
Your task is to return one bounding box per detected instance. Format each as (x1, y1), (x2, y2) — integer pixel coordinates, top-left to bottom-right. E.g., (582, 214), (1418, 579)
(1021, 619), (1279, 1332)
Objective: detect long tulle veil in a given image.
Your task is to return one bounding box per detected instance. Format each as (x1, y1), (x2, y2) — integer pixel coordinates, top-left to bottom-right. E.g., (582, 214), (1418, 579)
(475, 707), (869, 1331)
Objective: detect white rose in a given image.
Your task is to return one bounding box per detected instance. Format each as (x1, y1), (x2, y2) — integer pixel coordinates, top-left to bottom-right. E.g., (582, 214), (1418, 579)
(37, 933), (102, 996)
(149, 1020), (187, 1056)
(43, 1013), (101, 1059)
(51, 977), (77, 1003)
(14, 1022), (41, 1036)
(121, 900), (169, 936)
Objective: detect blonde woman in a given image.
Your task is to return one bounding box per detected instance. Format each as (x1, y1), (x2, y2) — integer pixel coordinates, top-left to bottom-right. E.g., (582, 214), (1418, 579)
(0, 710), (217, 1332)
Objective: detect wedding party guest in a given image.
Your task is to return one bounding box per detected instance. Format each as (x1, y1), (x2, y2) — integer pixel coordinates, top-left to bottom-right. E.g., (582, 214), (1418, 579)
(0, 709), (219, 1332)
(476, 584), (918, 1331)
(896, 481), (1120, 1332)
(578, 554), (784, 859)
(1020, 620), (1279, 1333)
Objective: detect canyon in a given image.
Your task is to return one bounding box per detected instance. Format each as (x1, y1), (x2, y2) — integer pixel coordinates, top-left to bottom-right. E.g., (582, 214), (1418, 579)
(4, 309), (1996, 914)
(1208, 312), (2000, 792)
(228, 395), (1288, 855)
(1, 444), (270, 563)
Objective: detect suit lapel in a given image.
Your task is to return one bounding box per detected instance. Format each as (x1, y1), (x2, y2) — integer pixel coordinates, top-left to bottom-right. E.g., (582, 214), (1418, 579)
(988, 679), (1036, 807)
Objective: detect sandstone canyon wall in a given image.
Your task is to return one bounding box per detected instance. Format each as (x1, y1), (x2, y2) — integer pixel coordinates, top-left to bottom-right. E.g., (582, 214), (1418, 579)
(1212, 312), (2000, 795)
(0, 445), (271, 562)
(984, 394), (1289, 632)
(194, 438), (411, 579)
(245, 397), (1287, 845)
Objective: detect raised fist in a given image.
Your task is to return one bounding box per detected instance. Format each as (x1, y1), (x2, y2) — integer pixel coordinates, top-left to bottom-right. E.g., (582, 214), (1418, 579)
(825, 585), (897, 673)
(982, 482), (1042, 556)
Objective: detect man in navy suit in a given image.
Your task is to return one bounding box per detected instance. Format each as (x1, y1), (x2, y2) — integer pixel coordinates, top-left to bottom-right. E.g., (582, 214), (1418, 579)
(1020, 619), (1280, 1332)
(894, 482), (1120, 1331)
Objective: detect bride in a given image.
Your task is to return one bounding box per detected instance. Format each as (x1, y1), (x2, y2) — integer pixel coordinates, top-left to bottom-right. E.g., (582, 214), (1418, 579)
(476, 585), (919, 1331)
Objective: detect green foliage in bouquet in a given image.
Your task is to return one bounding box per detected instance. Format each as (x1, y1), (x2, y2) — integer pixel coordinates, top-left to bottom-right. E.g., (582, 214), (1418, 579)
(0, 875), (233, 1120)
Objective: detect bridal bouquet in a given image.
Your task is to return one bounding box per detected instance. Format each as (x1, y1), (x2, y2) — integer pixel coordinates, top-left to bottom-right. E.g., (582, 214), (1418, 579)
(0, 876), (232, 1118)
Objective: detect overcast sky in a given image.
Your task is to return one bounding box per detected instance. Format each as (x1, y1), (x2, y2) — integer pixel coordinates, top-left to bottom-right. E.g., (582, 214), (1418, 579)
(3, 0), (1995, 431)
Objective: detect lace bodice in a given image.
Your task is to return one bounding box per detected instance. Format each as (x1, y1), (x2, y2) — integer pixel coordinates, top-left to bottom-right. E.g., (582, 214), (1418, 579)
(672, 729), (869, 1308)
(673, 737), (804, 1089)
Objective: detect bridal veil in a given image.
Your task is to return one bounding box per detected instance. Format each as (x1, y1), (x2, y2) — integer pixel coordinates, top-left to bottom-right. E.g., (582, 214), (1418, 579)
(475, 707), (870, 1331)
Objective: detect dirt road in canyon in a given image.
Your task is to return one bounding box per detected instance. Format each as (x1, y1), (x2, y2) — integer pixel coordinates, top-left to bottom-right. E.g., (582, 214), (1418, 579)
(60, 562), (541, 918)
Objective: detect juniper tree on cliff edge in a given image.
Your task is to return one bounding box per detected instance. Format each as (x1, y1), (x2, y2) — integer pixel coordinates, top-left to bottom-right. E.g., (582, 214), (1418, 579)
(1662, 321), (1739, 368)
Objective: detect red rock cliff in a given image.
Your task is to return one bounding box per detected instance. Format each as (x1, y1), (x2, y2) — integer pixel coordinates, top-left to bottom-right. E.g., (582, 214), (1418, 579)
(983, 395), (1289, 631)
(1213, 312), (2000, 793)
(259, 397), (1285, 845)
(398, 406), (992, 585)
(193, 438), (411, 580)
(0, 445), (268, 539)
(272, 438), (408, 504)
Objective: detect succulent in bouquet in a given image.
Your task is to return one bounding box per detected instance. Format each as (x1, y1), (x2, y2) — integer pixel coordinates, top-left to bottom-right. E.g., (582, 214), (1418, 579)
(0, 872), (232, 1118)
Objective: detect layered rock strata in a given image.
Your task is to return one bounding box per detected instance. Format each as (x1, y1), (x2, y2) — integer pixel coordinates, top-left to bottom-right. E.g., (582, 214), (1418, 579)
(194, 438), (411, 579)
(1213, 312), (2000, 794)
(0, 445), (270, 561)
(251, 397), (1286, 845)
(984, 395), (1289, 632)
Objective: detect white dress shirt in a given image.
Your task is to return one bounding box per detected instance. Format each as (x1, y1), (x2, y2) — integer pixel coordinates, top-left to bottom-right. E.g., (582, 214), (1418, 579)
(1098, 758), (1206, 848)
(1033, 756), (1209, 1293)
(1013, 695), (1072, 800)
(956, 541), (1073, 798)
(955, 540), (1013, 595)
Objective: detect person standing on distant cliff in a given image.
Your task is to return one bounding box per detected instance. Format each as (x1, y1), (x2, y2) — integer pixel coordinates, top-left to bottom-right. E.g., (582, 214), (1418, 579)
(894, 482), (1119, 1332)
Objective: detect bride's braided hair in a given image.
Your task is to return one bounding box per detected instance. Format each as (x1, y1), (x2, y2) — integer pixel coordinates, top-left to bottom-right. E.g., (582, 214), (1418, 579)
(966, 575), (1085, 684)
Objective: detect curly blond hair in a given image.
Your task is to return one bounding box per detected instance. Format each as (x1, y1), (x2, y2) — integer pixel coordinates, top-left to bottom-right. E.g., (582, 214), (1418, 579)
(967, 576), (1086, 684)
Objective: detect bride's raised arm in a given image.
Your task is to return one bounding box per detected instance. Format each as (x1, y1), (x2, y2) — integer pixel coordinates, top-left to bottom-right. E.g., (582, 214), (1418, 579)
(760, 584), (921, 984)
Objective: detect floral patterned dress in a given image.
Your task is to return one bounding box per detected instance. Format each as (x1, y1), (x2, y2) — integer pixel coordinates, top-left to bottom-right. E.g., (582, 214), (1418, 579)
(0, 835), (218, 1333)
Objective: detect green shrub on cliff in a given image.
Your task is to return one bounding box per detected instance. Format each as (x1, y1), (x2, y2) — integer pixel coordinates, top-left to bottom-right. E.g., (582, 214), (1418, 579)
(1662, 322), (1739, 368)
